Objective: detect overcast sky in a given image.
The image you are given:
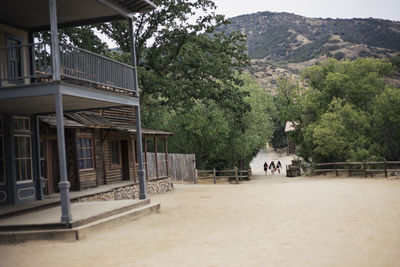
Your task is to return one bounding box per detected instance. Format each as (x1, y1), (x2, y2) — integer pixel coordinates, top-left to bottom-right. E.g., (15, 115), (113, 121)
(212, 0), (400, 21)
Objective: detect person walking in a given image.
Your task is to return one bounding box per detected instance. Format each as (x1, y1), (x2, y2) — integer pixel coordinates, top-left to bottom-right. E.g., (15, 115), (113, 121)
(263, 162), (268, 175)
(277, 161), (282, 174)
(269, 161), (276, 174)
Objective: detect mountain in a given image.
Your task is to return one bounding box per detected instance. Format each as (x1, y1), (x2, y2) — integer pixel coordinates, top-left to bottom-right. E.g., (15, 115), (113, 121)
(216, 11), (400, 90)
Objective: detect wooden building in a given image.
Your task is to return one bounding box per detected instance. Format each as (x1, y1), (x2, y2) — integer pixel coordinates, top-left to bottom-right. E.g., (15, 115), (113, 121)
(38, 108), (172, 195)
(0, 0), (159, 223)
(285, 121), (297, 155)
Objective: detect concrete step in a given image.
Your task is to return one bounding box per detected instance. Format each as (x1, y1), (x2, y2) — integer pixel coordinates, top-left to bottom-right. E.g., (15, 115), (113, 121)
(0, 198), (151, 232)
(0, 202), (160, 243)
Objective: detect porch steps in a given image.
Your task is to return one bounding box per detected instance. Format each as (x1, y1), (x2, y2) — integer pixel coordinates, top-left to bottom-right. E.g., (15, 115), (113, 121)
(0, 200), (160, 243)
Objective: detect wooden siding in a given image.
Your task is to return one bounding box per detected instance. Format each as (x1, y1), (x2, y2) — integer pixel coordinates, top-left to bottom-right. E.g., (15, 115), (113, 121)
(146, 153), (196, 183)
(79, 169), (97, 188)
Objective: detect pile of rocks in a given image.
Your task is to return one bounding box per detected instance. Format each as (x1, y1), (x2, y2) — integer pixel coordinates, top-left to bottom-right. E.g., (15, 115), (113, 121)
(77, 177), (173, 202)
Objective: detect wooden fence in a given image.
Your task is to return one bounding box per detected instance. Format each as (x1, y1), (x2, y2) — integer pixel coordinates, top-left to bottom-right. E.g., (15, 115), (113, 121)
(146, 153), (196, 183)
(196, 168), (251, 184)
(313, 160), (400, 178)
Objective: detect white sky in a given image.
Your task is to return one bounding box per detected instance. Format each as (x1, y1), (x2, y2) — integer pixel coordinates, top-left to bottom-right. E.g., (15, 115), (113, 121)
(212, 0), (400, 21)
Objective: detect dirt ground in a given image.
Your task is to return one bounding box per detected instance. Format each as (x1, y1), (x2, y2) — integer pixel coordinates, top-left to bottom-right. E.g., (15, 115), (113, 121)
(1, 175), (400, 267)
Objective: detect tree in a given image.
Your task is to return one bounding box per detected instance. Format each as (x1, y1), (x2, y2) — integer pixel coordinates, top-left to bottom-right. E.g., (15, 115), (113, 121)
(143, 73), (275, 169)
(277, 58), (399, 162)
(372, 86), (400, 160)
(95, 0), (250, 120)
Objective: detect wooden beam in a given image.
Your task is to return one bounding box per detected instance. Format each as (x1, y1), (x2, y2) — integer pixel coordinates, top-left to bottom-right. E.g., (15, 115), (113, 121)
(143, 136), (148, 181)
(164, 137), (168, 176)
(154, 137), (158, 179)
(131, 136), (137, 183)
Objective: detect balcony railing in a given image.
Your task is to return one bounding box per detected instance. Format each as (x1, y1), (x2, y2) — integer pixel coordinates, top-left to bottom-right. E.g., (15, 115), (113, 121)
(0, 42), (135, 94)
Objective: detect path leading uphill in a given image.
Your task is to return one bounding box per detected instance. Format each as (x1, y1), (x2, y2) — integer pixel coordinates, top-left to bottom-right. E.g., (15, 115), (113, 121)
(250, 146), (295, 176)
(2, 172), (400, 267)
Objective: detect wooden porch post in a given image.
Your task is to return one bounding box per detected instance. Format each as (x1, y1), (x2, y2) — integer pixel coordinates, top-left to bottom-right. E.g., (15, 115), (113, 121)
(129, 17), (146, 199)
(49, 0), (61, 81)
(154, 137), (159, 179)
(144, 137), (148, 180)
(34, 116), (44, 200)
(55, 92), (72, 223)
(131, 136), (137, 183)
(164, 137), (169, 176)
(49, 0), (71, 222)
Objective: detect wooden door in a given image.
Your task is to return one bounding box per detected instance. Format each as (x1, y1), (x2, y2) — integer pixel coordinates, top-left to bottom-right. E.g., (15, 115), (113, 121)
(44, 140), (60, 194)
(121, 140), (130, 180)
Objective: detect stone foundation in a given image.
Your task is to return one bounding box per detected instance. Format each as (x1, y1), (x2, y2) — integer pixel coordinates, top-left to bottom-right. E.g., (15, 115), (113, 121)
(77, 177), (173, 202)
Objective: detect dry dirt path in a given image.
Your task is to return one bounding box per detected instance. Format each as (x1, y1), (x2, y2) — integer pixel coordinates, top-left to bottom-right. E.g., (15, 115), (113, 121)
(1, 175), (400, 267)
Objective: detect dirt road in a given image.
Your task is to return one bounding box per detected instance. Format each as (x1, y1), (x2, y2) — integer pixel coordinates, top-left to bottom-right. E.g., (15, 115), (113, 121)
(2, 175), (400, 267)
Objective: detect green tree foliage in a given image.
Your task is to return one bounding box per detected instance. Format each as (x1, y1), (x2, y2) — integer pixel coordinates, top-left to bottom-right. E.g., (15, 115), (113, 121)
(277, 58), (399, 162)
(143, 73), (275, 169)
(95, 0), (250, 119)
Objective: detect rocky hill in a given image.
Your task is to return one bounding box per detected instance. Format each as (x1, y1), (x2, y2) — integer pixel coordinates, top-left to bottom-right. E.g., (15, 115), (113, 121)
(217, 11), (400, 90)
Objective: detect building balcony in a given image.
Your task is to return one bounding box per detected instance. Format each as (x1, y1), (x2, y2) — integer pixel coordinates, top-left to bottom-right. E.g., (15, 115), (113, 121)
(0, 42), (135, 96)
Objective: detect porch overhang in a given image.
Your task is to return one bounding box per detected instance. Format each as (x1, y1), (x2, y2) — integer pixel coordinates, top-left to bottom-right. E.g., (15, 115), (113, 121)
(0, 82), (139, 114)
(0, 0), (157, 31)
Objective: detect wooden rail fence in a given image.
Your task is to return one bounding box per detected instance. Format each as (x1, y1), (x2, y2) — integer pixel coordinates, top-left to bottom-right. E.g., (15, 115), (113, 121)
(313, 160), (400, 178)
(196, 167), (251, 184)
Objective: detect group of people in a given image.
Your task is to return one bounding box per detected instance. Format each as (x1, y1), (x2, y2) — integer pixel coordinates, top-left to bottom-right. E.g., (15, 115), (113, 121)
(263, 160), (282, 175)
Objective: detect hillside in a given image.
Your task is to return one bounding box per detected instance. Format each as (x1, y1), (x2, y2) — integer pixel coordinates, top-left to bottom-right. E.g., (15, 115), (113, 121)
(217, 11), (400, 90)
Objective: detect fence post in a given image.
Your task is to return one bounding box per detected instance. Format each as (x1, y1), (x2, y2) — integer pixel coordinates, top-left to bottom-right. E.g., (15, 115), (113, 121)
(194, 169), (198, 184)
(384, 160), (387, 178)
(363, 161), (367, 178)
(234, 167), (238, 182)
(213, 168), (216, 184)
(335, 162), (338, 176)
(348, 162), (351, 177)
(370, 162), (373, 177)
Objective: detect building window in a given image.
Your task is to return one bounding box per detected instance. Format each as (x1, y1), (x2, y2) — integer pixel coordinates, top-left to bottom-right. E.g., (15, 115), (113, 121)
(0, 135), (5, 184)
(7, 37), (23, 81)
(13, 117), (30, 132)
(14, 135), (32, 182)
(0, 116), (4, 184)
(77, 137), (94, 170)
(39, 140), (46, 179)
(110, 140), (120, 166)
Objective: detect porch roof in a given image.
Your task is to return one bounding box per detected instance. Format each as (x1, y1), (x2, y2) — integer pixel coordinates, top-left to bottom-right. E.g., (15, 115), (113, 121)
(1, 0), (157, 31)
(65, 112), (115, 129)
(42, 111), (174, 136)
(39, 115), (85, 128)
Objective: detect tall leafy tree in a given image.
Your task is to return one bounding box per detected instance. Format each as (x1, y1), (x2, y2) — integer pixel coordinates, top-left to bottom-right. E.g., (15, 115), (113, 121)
(276, 58), (399, 162)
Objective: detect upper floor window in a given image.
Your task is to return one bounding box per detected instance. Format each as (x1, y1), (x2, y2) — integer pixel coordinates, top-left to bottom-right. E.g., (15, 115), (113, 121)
(77, 136), (94, 170)
(6, 37), (23, 81)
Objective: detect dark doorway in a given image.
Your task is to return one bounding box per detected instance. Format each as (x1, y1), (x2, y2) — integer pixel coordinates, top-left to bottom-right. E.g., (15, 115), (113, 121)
(121, 140), (130, 180)
(42, 139), (60, 194)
